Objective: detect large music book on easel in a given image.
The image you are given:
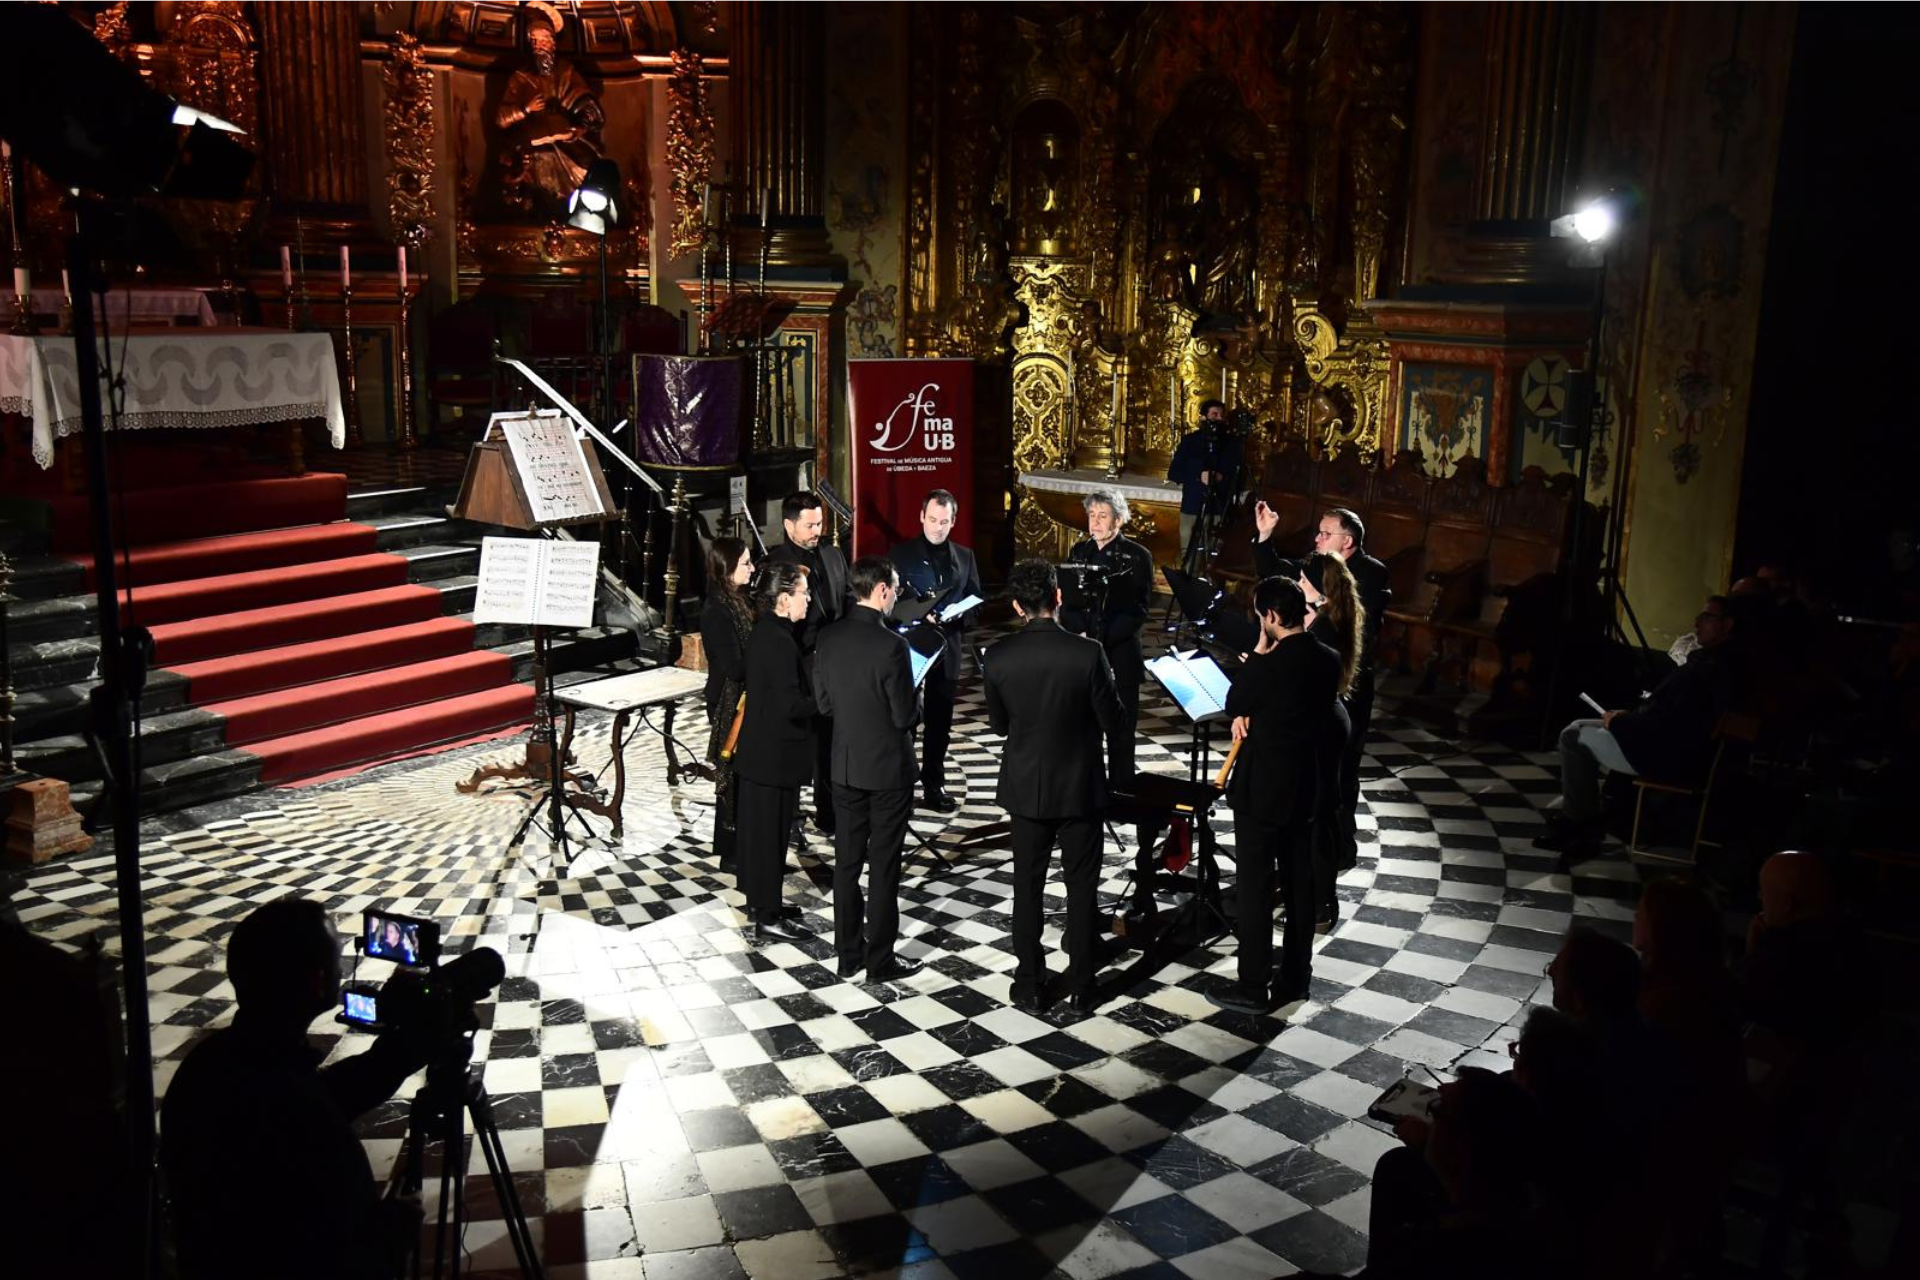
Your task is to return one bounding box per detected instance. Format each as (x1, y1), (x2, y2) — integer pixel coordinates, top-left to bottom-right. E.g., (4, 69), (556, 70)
(474, 537), (600, 629)
(452, 410), (618, 530)
(1145, 650), (1234, 723)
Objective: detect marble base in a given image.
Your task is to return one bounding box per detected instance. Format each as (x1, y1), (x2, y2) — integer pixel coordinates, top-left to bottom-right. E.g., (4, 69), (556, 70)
(5, 776), (93, 864)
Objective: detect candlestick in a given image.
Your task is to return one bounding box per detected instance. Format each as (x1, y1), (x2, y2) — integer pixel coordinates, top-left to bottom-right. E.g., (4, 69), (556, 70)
(396, 280), (418, 451)
(340, 282), (362, 448)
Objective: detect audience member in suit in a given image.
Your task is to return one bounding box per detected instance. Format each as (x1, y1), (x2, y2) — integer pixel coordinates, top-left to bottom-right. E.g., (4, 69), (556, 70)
(1301, 550), (1365, 929)
(1066, 489), (1155, 790)
(1210, 576), (1343, 1014)
(698, 536), (755, 866)
(813, 556), (924, 984)
(985, 559), (1125, 1015)
(1257, 506), (1387, 853)
(1538, 594), (1742, 862)
(889, 488), (983, 813)
(766, 491), (851, 834)
(732, 562), (818, 942)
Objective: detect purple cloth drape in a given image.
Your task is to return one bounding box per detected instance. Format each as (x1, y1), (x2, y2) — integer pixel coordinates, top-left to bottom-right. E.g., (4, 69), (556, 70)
(634, 355), (744, 467)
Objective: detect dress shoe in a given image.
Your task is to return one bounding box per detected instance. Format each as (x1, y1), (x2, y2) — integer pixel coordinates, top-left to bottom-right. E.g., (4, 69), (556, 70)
(836, 958), (863, 981)
(1067, 989), (1101, 1016)
(778, 904), (805, 922)
(1272, 976), (1312, 1009)
(922, 789), (958, 814)
(1206, 982), (1273, 1015)
(752, 915), (807, 943)
(1532, 823), (1603, 857)
(864, 958), (925, 984)
(1010, 984), (1049, 1013)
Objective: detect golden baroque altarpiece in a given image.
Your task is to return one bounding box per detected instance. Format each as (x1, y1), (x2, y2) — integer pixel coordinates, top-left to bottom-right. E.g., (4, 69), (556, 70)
(902, 4), (1413, 558)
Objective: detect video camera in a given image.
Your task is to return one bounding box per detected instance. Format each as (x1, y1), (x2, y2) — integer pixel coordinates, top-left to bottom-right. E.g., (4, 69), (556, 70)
(338, 909), (504, 1067)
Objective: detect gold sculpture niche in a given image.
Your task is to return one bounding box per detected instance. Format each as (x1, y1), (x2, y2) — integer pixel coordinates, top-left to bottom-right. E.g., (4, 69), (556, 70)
(1010, 101), (1079, 258)
(495, 2), (608, 217)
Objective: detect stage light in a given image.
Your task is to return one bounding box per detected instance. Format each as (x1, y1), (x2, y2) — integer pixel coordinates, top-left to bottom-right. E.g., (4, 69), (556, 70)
(170, 104), (244, 134)
(567, 160), (622, 237)
(1551, 194), (1623, 245)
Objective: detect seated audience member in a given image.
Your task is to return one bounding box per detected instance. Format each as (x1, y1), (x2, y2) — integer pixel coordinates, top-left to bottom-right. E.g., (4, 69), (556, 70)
(1307, 1067), (1560, 1280)
(1745, 851), (1863, 1079)
(1507, 1008), (1631, 1220)
(1537, 594), (1743, 860)
(162, 899), (430, 1280)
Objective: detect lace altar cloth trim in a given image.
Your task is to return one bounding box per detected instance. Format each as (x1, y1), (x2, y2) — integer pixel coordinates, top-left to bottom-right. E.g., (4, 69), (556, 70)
(1, 330), (345, 467)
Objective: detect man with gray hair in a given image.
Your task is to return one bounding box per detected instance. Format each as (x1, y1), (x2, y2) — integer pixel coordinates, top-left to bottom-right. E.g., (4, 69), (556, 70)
(1067, 488), (1155, 787)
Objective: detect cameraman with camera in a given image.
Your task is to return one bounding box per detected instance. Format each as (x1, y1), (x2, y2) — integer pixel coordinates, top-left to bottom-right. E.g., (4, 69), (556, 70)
(162, 898), (435, 1280)
(1168, 399), (1245, 562)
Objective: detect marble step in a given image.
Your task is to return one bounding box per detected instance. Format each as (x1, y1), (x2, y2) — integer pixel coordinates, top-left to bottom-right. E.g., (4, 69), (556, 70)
(3, 553), (87, 604)
(70, 746), (265, 822)
(12, 706), (227, 786)
(345, 484), (453, 522)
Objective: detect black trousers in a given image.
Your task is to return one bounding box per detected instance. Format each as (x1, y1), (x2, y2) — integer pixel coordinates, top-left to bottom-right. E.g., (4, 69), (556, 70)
(832, 782), (912, 970)
(811, 716), (836, 831)
(1232, 815), (1316, 992)
(736, 777), (798, 920)
(919, 641), (957, 795)
(1107, 674), (1141, 790)
(1010, 814), (1103, 997)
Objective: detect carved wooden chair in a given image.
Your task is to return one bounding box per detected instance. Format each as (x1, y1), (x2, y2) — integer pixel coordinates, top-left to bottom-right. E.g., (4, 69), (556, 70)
(1385, 455), (1494, 688)
(1629, 712), (1761, 865)
(1430, 465), (1575, 700)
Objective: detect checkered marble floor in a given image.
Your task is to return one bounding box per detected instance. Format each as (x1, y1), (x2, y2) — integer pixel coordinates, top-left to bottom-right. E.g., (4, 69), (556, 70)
(10, 631), (1666, 1280)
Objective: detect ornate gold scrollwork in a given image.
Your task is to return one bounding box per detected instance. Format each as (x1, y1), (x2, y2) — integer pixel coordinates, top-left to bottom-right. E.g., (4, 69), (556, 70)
(1293, 302), (1390, 463)
(666, 47), (714, 258)
(384, 34), (435, 251)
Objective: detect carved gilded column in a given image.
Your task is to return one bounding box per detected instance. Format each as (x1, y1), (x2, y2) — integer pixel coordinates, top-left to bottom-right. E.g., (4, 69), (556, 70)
(730, 2), (841, 271)
(1476, 2), (1595, 221)
(256, 2), (369, 222)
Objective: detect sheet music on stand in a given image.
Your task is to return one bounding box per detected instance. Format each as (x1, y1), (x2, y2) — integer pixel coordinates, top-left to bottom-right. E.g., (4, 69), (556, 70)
(474, 536), (601, 628)
(496, 410), (611, 525)
(1145, 649), (1233, 723)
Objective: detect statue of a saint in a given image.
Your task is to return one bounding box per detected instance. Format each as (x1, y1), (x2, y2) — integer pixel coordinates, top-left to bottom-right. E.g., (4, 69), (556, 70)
(496, 3), (605, 216)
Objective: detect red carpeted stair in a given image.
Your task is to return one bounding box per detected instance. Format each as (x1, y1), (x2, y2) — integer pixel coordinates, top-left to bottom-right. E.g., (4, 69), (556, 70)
(67, 470), (533, 788)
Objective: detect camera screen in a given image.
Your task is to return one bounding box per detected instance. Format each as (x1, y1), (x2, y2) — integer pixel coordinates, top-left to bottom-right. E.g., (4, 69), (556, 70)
(363, 910), (437, 968)
(342, 990), (379, 1025)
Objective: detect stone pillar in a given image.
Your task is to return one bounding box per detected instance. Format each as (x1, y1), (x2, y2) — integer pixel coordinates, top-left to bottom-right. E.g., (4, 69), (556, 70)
(730, 2), (842, 272)
(256, 2), (370, 223)
(1475, 2), (1595, 222)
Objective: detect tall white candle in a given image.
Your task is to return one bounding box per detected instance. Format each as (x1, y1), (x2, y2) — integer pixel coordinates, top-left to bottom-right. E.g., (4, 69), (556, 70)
(339, 245), (350, 289)
(280, 245), (292, 288)
(1110, 370), (1120, 423)
(1220, 367), (1227, 400)
(61, 269), (70, 298)
(397, 246), (408, 292)
(13, 267), (28, 299)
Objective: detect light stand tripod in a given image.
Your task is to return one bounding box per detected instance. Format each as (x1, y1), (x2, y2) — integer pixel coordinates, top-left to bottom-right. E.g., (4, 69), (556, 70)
(395, 1056), (544, 1280)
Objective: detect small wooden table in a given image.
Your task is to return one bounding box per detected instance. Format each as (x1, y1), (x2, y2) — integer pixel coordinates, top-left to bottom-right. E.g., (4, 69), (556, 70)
(552, 665), (710, 837)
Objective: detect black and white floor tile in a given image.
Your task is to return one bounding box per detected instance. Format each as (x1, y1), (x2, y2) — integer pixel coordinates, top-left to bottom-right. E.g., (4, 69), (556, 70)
(11, 634), (1679, 1279)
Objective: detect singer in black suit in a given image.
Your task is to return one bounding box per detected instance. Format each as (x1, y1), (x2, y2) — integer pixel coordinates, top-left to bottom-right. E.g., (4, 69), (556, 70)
(766, 491), (851, 835)
(1254, 503), (1389, 872)
(1211, 576), (1343, 1015)
(1067, 489), (1155, 789)
(889, 488), (982, 813)
(813, 557), (924, 984)
(732, 562), (817, 943)
(985, 560), (1126, 1015)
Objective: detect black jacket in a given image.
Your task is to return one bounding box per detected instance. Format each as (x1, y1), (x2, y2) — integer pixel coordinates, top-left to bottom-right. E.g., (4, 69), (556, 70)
(1168, 425), (1245, 515)
(813, 607), (919, 791)
(1225, 631), (1343, 826)
(699, 591), (753, 724)
(1067, 534), (1156, 684)
(1609, 640), (1739, 780)
(766, 540), (850, 654)
(1255, 541), (1389, 673)
(984, 617), (1125, 819)
(890, 534), (982, 626)
(733, 614), (818, 787)
(161, 1018), (424, 1280)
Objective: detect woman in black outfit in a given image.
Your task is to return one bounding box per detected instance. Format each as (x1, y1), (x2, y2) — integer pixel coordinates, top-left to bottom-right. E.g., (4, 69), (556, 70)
(1302, 551), (1364, 929)
(731, 561), (816, 941)
(699, 536), (755, 866)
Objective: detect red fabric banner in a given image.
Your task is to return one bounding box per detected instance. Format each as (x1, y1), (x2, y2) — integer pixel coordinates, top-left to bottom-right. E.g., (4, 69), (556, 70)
(846, 358), (975, 559)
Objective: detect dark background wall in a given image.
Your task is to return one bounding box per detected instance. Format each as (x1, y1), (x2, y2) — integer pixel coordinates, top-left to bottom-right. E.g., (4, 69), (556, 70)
(1739, 4), (1920, 609)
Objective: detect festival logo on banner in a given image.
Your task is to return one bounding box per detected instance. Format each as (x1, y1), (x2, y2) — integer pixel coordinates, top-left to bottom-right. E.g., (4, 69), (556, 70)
(847, 359), (974, 558)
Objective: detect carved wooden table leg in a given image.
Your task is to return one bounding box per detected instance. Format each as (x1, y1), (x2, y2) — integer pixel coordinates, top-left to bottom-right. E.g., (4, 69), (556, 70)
(663, 701), (683, 787)
(605, 708), (631, 838)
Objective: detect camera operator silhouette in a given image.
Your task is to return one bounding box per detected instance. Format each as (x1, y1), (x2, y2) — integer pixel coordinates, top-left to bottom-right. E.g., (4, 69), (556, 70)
(162, 898), (432, 1279)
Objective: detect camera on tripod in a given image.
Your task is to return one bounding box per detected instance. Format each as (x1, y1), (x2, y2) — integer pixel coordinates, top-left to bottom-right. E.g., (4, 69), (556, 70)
(1225, 406), (1257, 435)
(338, 909), (503, 1046)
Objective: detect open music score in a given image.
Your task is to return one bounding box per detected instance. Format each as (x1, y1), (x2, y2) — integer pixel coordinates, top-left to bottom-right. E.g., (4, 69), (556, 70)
(1145, 649), (1234, 722)
(498, 411), (609, 525)
(474, 536), (600, 629)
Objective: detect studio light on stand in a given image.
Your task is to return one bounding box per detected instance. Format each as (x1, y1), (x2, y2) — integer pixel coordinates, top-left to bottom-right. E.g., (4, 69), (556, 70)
(568, 160), (638, 588)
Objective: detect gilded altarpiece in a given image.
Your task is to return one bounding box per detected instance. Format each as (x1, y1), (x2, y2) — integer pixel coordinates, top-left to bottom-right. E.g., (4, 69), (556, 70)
(902, 3), (1416, 567)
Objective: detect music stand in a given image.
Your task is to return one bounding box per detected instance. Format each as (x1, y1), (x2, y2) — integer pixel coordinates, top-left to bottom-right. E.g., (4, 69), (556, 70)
(1161, 567), (1260, 660)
